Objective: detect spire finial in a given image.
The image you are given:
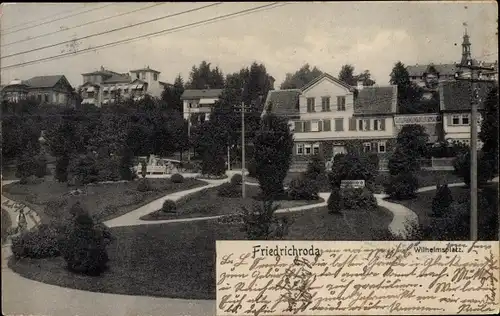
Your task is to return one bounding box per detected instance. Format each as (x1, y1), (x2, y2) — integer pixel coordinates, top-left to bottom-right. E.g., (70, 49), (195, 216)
(463, 22), (468, 36)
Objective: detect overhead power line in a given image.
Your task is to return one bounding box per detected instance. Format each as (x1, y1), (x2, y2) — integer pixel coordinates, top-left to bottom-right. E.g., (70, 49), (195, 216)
(1, 2), (223, 59)
(1, 3), (168, 48)
(0, 4), (87, 33)
(1, 3), (114, 36)
(1, 2), (286, 70)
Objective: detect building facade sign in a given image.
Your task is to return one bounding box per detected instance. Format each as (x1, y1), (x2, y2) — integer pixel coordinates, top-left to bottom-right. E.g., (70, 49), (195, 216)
(394, 114), (441, 125)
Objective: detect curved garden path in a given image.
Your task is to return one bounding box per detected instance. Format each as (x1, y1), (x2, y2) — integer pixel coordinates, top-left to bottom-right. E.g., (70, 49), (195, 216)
(5, 175), (497, 315)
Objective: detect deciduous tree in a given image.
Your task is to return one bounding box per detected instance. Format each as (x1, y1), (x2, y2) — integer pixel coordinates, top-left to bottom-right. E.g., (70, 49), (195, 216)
(280, 64), (323, 89)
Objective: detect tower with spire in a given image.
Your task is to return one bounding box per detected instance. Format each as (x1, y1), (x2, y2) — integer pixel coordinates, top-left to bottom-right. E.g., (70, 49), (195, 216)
(461, 23), (472, 65)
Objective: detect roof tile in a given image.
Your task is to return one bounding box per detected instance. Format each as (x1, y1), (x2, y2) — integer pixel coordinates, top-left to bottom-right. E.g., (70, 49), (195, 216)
(23, 75), (66, 89)
(354, 86), (397, 115)
(440, 81), (496, 112)
(181, 89), (223, 100)
(263, 89), (301, 118)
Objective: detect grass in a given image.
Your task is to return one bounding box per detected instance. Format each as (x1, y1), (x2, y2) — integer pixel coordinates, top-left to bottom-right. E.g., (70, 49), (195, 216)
(9, 205), (393, 300)
(1, 208), (12, 244)
(140, 184), (324, 220)
(2, 178), (207, 223)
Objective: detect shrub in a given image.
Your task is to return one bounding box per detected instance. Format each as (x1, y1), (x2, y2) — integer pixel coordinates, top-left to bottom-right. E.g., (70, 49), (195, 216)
(35, 155), (48, 178)
(241, 201), (288, 240)
(431, 184), (453, 217)
(287, 176), (319, 200)
(170, 173), (184, 183)
(161, 200), (176, 213)
(137, 178), (151, 192)
(217, 182), (241, 198)
(341, 188), (377, 211)
(119, 149), (135, 181)
(44, 198), (68, 218)
(304, 155), (325, 180)
(11, 225), (60, 259)
(59, 212), (110, 276)
(327, 187), (342, 214)
(453, 151), (494, 187)
(388, 148), (419, 176)
(55, 156), (70, 182)
(330, 152), (378, 188)
(247, 158), (257, 178)
(230, 173), (243, 185)
(385, 172), (419, 200)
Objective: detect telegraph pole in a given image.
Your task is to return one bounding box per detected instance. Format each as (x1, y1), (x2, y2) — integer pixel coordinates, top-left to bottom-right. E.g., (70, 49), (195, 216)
(235, 100), (251, 198)
(455, 60), (495, 241)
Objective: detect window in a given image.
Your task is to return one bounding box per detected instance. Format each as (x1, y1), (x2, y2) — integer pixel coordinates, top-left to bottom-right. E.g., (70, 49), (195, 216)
(334, 118), (344, 131)
(153, 73), (158, 81)
(304, 144), (312, 155)
(311, 120), (319, 132)
(363, 142), (372, 153)
(294, 121), (303, 132)
(313, 143), (320, 155)
(136, 73), (140, 79)
(363, 119), (370, 131)
(321, 97), (330, 111)
(378, 141), (386, 153)
(37, 95), (42, 102)
(323, 119), (331, 131)
(44, 94), (49, 102)
(297, 144), (304, 155)
(337, 96), (346, 111)
(461, 114), (470, 125)
(358, 119), (363, 131)
(307, 98), (315, 112)
(373, 119), (383, 131)
(452, 115), (460, 125)
(141, 72), (146, 79)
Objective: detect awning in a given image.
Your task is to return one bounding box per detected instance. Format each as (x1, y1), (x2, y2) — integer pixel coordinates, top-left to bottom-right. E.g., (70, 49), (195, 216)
(102, 100), (108, 105)
(110, 86), (116, 91)
(110, 99), (115, 103)
(199, 98), (218, 105)
(135, 84), (143, 89)
(102, 87), (109, 92)
(86, 87), (95, 92)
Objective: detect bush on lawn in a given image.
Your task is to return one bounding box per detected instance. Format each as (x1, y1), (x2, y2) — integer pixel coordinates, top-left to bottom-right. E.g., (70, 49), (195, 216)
(137, 178), (151, 192)
(171, 173), (184, 183)
(161, 200), (177, 213)
(341, 188), (377, 211)
(431, 184), (453, 217)
(230, 173), (243, 185)
(217, 182), (241, 198)
(385, 172), (419, 200)
(304, 155), (325, 180)
(44, 198), (69, 218)
(119, 149), (135, 181)
(55, 156), (70, 182)
(241, 201), (288, 240)
(287, 176), (319, 200)
(11, 224), (60, 259)
(453, 151), (494, 187)
(59, 211), (111, 276)
(330, 152), (378, 190)
(35, 155), (48, 178)
(327, 186), (342, 214)
(247, 158), (257, 178)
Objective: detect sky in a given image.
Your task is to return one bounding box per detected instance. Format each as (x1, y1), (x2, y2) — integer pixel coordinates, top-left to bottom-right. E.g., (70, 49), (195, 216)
(0, 2), (497, 89)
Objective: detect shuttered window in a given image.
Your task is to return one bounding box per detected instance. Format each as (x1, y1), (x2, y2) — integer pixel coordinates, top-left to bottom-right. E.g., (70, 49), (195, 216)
(337, 96), (346, 111)
(323, 119), (331, 131)
(380, 119), (386, 131)
(334, 118), (344, 131)
(321, 97), (331, 111)
(307, 98), (315, 112)
(349, 118), (356, 131)
(304, 121), (311, 132)
(294, 121), (303, 132)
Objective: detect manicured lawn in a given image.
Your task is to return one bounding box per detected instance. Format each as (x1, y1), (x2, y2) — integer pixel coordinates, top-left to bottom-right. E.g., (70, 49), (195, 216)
(9, 206), (393, 299)
(1, 208), (12, 244)
(140, 184), (324, 220)
(391, 182), (496, 227)
(2, 178), (207, 223)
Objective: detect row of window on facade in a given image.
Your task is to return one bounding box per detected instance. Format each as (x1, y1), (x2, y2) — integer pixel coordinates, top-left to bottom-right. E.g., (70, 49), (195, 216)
(296, 141), (387, 155)
(450, 113), (481, 126)
(306, 96), (346, 112)
(294, 117), (386, 133)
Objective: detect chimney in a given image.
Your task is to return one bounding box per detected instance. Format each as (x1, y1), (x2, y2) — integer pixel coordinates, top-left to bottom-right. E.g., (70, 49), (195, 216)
(100, 66), (104, 71)
(357, 80), (364, 91)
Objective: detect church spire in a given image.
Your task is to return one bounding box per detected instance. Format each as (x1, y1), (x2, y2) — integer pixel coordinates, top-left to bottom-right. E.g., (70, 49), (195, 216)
(461, 22), (472, 65)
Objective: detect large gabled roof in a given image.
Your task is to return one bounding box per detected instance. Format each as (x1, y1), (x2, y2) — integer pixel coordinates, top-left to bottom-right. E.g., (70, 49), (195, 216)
(300, 72), (353, 92)
(181, 89), (223, 100)
(354, 85), (398, 116)
(440, 80), (497, 112)
(262, 89), (302, 118)
(23, 75), (69, 89)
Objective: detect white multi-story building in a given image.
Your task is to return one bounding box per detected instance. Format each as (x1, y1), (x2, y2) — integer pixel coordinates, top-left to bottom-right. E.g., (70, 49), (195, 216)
(181, 89), (223, 124)
(79, 66), (169, 106)
(263, 73), (398, 160)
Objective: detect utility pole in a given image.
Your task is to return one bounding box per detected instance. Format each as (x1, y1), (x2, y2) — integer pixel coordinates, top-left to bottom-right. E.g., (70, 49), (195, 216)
(187, 105), (191, 163)
(235, 100), (251, 198)
(455, 60), (495, 241)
